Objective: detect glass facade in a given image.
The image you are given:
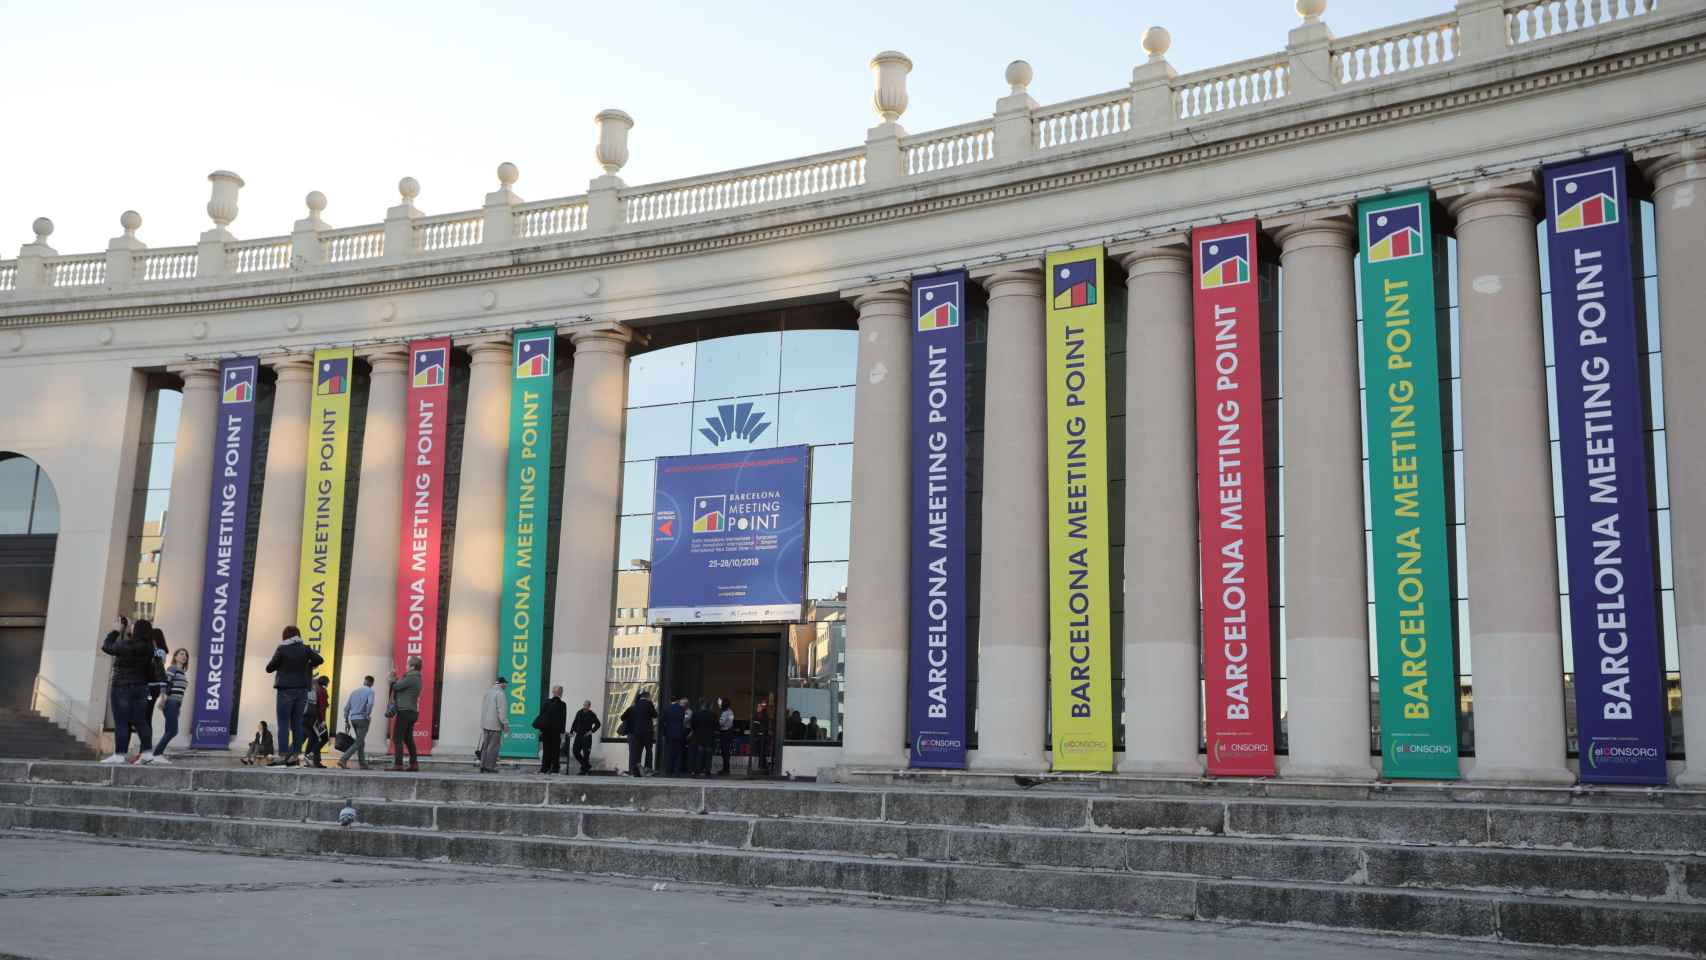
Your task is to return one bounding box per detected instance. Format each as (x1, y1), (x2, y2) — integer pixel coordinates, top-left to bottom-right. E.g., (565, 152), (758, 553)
(125, 386), (180, 622)
(0, 455), (59, 536)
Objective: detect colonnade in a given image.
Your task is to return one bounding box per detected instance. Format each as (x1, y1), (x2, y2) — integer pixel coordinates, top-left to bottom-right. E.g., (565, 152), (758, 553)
(149, 146), (1706, 781)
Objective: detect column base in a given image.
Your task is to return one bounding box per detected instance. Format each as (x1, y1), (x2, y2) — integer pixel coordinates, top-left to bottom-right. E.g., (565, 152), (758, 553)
(1675, 765), (1706, 788)
(1115, 756), (1206, 777)
(1280, 759), (1377, 781)
(1468, 763), (1577, 786)
(836, 751), (910, 771)
(968, 752), (1049, 773)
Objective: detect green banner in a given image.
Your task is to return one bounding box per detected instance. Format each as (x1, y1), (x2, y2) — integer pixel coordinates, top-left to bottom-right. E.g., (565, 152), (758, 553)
(1357, 191), (1460, 779)
(499, 329), (555, 758)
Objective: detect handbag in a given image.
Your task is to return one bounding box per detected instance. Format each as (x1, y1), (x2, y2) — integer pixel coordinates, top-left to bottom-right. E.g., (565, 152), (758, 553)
(334, 731), (354, 751)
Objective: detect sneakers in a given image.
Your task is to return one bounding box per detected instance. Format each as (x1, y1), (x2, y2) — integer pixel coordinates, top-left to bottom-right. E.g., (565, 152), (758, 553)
(151, 754), (172, 764)
(138, 754), (156, 765)
(267, 757), (288, 767)
(100, 753), (126, 765)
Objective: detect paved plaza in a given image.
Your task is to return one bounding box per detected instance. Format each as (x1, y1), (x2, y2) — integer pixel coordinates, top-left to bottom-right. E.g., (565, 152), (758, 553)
(0, 832), (1619, 960)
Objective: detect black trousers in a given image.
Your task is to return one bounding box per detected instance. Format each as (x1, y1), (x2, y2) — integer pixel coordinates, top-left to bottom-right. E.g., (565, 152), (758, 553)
(540, 732), (562, 773)
(393, 710), (419, 766)
(572, 732), (593, 773)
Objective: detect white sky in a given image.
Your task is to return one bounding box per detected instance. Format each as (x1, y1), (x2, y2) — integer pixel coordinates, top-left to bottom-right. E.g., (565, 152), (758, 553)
(2, 0), (1450, 256)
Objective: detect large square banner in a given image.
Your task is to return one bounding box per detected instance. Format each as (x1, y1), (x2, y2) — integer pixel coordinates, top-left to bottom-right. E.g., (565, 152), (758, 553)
(1543, 153), (1667, 784)
(1044, 247), (1114, 772)
(648, 446), (809, 624)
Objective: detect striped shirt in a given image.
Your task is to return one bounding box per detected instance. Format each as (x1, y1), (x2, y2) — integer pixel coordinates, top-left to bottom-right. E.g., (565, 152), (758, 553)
(164, 666), (189, 701)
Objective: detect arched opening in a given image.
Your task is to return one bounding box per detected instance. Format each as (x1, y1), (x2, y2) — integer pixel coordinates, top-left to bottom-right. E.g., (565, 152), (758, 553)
(0, 453), (60, 710)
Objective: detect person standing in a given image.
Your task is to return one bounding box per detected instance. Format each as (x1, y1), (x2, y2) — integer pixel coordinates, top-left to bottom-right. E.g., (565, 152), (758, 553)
(570, 700), (601, 775)
(659, 697), (687, 776)
(690, 697), (717, 777)
(141, 628), (169, 758)
(300, 675), (331, 768)
(478, 676), (509, 773)
(717, 698), (736, 776)
(150, 648), (191, 762)
(388, 656), (423, 772)
(338, 675), (376, 769)
(100, 616), (154, 764)
(264, 626), (323, 766)
(535, 685), (568, 775)
(752, 695), (772, 774)
(619, 691), (656, 777)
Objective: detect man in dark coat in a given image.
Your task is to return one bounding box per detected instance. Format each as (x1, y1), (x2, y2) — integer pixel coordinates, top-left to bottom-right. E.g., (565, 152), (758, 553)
(659, 697), (688, 776)
(535, 685), (568, 774)
(619, 691), (657, 777)
(569, 700), (601, 775)
(264, 625), (324, 765)
(100, 616), (156, 763)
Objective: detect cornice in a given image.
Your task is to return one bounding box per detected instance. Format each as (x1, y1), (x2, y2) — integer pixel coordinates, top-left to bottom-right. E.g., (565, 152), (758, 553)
(4, 20), (1704, 332)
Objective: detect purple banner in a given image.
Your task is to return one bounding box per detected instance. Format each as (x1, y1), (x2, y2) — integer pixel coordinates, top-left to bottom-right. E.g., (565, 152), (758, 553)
(908, 270), (967, 768)
(189, 358), (260, 748)
(1543, 153), (1668, 784)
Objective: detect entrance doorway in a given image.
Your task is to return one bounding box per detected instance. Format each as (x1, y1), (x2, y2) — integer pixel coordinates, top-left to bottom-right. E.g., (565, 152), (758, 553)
(660, 626), (785, 775)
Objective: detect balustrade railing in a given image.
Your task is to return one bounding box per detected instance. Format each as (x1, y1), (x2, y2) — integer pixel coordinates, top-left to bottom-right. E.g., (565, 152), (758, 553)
(1173, 55), (1290, 121)
(1034, 92), (1131, 151)
(322, 227), (384, 263)
(624, 149), (866, 225)
(0, 263), (14, 292)
(1333, 14), (1460, 85)
(1506, 0), (1660, 45)
(49, 257), (106, 287)
(136, 248), (198, 282)
(415, 214), (484, 253)
(514, 199), (588, 239)
(229, 237), (291, 274)
(902, 123), (996, 174)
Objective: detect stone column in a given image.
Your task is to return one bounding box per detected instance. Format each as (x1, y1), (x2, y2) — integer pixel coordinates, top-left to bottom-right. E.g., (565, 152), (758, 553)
(967, 262), (1049, 771)
(337, 346), (409, 727)
(1108, 236), (1203, 775)
(234, 356), (313, 748)
(438, 336), (513, 753)
(1637, 141), (1706, 785)
(1442, 175), (1573, 784)
(838, 281), (912, 768)
(1265, 206), (1375, 779)
(551, 323), (633, 725)
(152, 363), (219, 665)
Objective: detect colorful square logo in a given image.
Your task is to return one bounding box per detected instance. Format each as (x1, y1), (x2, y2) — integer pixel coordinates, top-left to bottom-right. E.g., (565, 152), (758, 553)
(1051, 258), (1098, 309)
(412, 347), (447, 388)
(316, 357), (349, 396)
(1199, 235), (1251, 289)
(1366, 204), (1425, 262)
(691, 495), (726, 534)
(916, 281), (960, 331)
(515, 335), (552, 379)
(1553, 165), (1620, 233)
(221, 365), (255, 404)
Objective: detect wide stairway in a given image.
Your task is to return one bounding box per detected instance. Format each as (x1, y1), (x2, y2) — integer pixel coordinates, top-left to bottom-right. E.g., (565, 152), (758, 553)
(1, 760), (1702, 956)
(0, 709), (97, 761)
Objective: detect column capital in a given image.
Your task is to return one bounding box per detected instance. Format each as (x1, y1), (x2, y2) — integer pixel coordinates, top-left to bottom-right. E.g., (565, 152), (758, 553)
(167, 362), (220, 388)
(1634, 137), (1706, 193)
(1438, 171), (1540, 227)
(970, 257), (1045, 299)
(841, 279), (910, 313)
(566, 321), (637, 357)
(1108, 232), (1190, 279)
(464, 334), (514, 365)
(1264, 204), (1356, 252)
(360, 344), (410, 374)
(266, 354), (315, 384)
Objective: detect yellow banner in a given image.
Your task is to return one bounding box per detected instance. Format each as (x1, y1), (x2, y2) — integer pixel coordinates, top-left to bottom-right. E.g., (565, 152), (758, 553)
(1044, 247), (1115, 772)
(296, 347), (354, 719)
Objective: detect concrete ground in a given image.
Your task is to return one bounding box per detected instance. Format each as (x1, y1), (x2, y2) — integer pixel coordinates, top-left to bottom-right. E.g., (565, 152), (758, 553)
(0, 832), (1618, 960)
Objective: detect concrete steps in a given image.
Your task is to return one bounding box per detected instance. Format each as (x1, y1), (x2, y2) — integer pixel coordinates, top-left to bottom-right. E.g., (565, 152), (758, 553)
(2, 760), (1703, 956)
(0, 709), (98, 760)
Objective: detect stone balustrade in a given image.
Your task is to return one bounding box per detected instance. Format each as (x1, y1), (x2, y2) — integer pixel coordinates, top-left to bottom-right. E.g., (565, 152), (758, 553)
(0, 0), (1688, 296)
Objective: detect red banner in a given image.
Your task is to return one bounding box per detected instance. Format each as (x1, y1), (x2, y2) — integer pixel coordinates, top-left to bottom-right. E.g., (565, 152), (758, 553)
(1191, 221), (1276, 775)
(393, 337), (451, 755)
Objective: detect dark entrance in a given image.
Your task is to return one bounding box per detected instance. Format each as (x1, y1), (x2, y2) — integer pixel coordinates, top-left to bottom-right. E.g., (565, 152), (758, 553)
(660, 626), (785, 775)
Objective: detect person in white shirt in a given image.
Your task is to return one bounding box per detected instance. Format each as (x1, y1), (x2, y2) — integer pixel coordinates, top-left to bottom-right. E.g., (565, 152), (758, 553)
(478, 676), (509, 773)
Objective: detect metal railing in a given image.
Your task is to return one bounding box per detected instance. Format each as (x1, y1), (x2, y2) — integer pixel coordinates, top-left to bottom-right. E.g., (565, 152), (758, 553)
(32, 673), (104, 750)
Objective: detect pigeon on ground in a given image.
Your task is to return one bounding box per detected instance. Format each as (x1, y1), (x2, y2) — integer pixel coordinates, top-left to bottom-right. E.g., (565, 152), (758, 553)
(338, 800), (357, 827)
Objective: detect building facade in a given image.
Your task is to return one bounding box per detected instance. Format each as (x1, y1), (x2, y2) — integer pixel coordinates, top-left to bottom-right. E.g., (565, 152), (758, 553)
(2, 0), (1704, 782)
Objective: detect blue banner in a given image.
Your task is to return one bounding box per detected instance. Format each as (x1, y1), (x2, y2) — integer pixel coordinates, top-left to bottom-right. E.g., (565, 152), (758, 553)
(908, 271), (968, 769)
(189, 358), (260, 748)
(648, 446), (808, 623)
(1543, 153), (1668, 784)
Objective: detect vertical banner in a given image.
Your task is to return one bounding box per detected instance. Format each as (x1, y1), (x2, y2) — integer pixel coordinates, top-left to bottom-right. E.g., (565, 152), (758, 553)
(1357, 192), (1460, 779)
(393, 338), (451, 756)
(1191, 222), (1277, 775)
(908, 271), (967, 769)
(1044, 247), (1114, 772)
(296, 348), (354, 719)
(188, 358), (259, 748)
(499, 329), (555, 758)
(1543, 153), (1667, 784)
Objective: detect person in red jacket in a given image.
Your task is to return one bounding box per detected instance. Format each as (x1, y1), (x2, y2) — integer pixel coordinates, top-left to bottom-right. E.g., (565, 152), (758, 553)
(302, 675), (331, 768)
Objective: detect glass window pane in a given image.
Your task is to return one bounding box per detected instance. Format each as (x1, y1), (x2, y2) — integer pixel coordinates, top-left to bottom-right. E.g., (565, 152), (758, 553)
(780, 329), (857, 391)
(807, 561), (848, 602)
(30, 468), (59, 534)
(143, 488), (171, 526)
(809, 502), (851, 563)
(694, 331), (780, 401)
(628, 344), (695, 408)
(690, 396), (779, 454)
(779, 387), (854, 447)
(810, 445), (853, 502)
(621, 461), (655, 516)
(0, 459), (35, 534)
(146, 442), (176, 490)
(153, 390), (183, 444)
(617, 514), (654, 571)
(624, 404), (693, 461)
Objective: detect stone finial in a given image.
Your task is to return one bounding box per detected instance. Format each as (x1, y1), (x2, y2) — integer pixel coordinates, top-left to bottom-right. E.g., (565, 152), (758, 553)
(31, 217), (53, 245)
(594, 109), (634, 176)
(497, 162), (519, 188)
(119, 210), (141, 238)
(206, 170), (244, 230)
(305, 190), (327, 224)
(1005, 60), (1033, 95)
(870, 51), (912, 124)
(1142, 26), (1172, 61)
(398, 177), (420, 204)
(1297, 0), (1326, 21)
